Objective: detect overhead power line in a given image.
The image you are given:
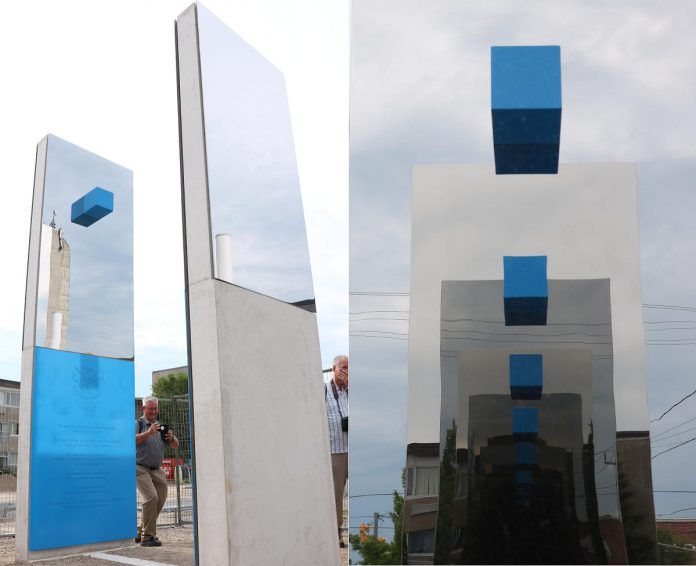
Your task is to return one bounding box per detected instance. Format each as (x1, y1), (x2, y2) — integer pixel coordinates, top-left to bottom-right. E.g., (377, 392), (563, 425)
(658, 505), (696, 517)
(349, 492), (404, 499)
(652, 415), (696, 440)
(644, 303), (696, 313)
(652, 424), (696, 444)
(652, 435), (696, 460)
(651, 389), (696, 423)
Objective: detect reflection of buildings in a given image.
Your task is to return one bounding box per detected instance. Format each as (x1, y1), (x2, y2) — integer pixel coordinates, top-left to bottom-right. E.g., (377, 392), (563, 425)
(406, 279), (626, 564)
(657, 519), (696, 546)
(404, 443), (439, 564)
(406, 162), (660, 562)
(616, 432), (659, 564)
(0, 380), (20, 472)
(152, 366), (188, 388)
(462, 394), (595, 565)
(43, 226), (70, 350)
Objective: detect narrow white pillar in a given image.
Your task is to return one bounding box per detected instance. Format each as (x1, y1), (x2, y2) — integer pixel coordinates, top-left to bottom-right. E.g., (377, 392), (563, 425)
(49, 312), (62, 349)
(215, 233), (234, 283)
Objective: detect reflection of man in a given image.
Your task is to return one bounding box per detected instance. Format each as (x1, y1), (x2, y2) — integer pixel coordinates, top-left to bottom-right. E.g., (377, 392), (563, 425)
(135, 396), (179, 547)
(325, 355), (348, 547)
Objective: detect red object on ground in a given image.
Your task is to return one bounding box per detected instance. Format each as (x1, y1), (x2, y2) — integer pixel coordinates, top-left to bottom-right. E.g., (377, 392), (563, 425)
(161, 457), (183, 481)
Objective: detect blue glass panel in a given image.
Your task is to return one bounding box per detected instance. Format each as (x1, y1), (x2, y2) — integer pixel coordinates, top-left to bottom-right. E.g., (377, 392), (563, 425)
(491, 46), (561, 110)
(29, 347), (135, 550)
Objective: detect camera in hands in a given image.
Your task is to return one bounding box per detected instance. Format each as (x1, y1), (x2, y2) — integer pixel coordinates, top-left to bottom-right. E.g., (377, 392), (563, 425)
(159, 424), (171, 441)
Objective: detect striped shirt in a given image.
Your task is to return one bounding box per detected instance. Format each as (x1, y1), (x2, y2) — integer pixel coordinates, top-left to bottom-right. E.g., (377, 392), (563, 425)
(325, 379), (348, 454)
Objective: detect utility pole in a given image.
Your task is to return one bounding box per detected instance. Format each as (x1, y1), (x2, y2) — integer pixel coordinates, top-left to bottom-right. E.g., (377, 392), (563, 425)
(373, 512), (380, 538)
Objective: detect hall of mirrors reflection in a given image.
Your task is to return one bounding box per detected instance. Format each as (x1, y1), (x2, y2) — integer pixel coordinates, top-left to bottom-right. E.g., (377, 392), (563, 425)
(32, 135), (133, 360)
(196, 4), (315, 310)
(405, 279), (624, 564)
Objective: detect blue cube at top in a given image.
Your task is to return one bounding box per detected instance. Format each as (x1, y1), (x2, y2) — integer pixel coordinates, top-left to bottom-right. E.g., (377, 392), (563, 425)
(491, 45), (561, 174)
(503, 256), (548, 326)
(71, 187), (114, 227)
(512, 406), (538, 441)
(509, 354), (543, 400)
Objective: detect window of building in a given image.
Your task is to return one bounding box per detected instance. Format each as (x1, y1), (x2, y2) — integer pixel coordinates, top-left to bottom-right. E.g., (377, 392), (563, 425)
(0, 391), (19, 407)
(407, 466), (440, 496)
(407, 529), (435, 554)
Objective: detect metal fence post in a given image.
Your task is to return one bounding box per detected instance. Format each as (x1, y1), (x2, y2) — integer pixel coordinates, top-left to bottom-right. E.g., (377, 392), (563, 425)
(175, 399), (182, 526)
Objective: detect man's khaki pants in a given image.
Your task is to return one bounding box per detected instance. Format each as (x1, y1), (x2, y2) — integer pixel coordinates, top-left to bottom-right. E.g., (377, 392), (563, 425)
(331, 452), (348, 533)
(136, 465), (168, 540)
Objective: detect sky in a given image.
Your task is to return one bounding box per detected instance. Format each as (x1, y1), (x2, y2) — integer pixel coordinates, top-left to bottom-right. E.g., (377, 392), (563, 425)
(350, 0), (696, 552)
(0, 0), (348, 397)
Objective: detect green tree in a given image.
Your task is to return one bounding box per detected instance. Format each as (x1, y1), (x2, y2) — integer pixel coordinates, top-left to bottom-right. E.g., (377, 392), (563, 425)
(152, 372), (188, 399)
(349, 471), (405, 564)
(617, 470), (656, 564)
(657, 527), (693, 565)
(434, 421), (457, 565)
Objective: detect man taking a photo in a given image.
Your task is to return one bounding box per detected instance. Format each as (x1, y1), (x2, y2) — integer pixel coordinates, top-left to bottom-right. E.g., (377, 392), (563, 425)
(135, 395), (179, 547)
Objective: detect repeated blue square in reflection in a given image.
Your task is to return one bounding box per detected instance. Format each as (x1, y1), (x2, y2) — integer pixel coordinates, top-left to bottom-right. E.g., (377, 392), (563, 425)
(509, 354), (543, 400)
(504, 256), (548, 326)
(514, 442), (536, 467)
(29, 347), (135, 550)
(71, 187), (114, 227)
(491, 46), (561, 174)
(512, 407), (538, 440)
(515, 469), (534, 485)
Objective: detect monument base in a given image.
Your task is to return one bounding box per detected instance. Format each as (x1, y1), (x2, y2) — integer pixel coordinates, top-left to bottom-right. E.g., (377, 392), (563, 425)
(16, 539), (133, 563)
(188, 279), (340, 566)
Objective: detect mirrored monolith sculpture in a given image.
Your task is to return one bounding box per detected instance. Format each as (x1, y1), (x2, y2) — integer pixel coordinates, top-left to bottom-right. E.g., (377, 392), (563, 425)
(176, 4), (339, 565)
(17, 135), (135, 561)
(403, 47), (657, 564)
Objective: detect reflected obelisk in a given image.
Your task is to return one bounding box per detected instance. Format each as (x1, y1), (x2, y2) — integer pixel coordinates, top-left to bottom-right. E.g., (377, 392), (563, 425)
(42, 219), (70, 350)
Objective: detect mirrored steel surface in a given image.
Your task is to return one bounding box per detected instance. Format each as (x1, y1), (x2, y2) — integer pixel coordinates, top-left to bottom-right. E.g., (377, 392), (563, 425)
(428, 279), (622, 564)
(34, 135), (133, 359)
(196, 4), (315, 308)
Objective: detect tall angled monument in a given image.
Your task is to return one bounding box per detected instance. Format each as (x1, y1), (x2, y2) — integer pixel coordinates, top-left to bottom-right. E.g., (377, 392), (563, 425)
(17, 135), (134, 561)
(176, 4), (339, 565)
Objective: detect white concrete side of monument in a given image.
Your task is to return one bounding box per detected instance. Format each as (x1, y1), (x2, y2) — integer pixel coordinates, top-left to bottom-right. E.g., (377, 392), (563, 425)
(17, 136), (46, 562)
(188, 279), (340, 566)
(15, 348), (33, 562)
(407, 163), (647, 444)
